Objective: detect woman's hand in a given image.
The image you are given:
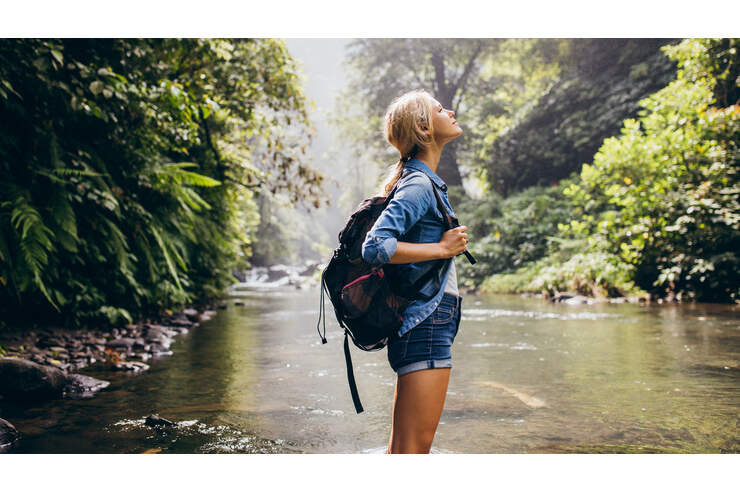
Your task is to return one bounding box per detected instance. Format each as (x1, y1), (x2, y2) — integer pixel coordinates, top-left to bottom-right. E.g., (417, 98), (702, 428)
(439, 225), (468, 258)
(386, 226), (469, 264)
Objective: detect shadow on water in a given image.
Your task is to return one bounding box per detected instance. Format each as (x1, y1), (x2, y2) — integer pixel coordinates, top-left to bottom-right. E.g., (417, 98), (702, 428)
(3, 287), (739, 453)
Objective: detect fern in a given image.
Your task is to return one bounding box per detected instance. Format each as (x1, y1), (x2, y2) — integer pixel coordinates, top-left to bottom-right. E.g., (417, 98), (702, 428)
(48, 188), (79, 253)
(7, 194), (60, 311)
(149, 221), (184, 291)
(34, 167), (104, 185)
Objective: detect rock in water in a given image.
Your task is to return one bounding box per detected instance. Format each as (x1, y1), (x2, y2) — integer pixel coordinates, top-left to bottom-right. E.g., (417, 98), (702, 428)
(145, 414), (175, 427)
(0, 418), (20, 453)
(0, 358), (67, 401)
(106, 338), (136, 350)
(63, 374), (111, 398)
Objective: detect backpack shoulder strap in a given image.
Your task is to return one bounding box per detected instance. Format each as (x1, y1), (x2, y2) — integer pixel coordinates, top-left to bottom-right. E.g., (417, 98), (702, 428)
(385, 169), (453, 229)
(427, 178), (453, 229)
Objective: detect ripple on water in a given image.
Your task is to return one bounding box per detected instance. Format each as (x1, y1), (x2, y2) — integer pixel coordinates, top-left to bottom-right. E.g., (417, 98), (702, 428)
(462, 308), (623, 321)
(108, 417), (295, 453)
(510, 342), (538, 351)
(290, 405), (345, 417)
(360, 445), (455, 454)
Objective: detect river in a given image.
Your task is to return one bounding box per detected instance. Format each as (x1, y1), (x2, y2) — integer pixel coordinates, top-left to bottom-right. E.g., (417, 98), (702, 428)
(6, 286), (739, 453)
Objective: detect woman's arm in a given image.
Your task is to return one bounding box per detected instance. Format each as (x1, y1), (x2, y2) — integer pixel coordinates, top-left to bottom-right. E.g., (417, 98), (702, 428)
(388, 226), (468, 264)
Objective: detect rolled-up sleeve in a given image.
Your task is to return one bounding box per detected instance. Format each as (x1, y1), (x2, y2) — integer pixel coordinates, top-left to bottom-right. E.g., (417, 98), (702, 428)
(361, 174), (433, 266)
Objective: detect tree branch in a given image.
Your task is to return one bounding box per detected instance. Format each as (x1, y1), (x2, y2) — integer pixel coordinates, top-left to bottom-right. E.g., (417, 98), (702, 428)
(451, 40), (484, 112)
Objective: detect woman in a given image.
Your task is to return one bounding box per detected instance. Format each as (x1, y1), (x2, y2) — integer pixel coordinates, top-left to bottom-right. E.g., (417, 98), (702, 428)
(361, 89), (468, 454)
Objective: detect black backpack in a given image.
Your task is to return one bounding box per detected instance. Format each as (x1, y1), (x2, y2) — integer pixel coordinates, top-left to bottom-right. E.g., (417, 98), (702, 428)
(316, 169), (456, 413)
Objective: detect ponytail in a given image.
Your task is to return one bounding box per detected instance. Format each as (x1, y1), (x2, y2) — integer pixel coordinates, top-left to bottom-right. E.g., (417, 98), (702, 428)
(380, 144), (420, 196)
(379, 90), (433, 196)
(382, 160), (405, 196)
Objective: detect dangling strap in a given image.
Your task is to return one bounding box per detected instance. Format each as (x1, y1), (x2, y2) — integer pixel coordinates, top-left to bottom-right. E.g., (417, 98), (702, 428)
(344, 331), (364, 414)
(316, 266), (328, 344)
(428, 178), (477, 265)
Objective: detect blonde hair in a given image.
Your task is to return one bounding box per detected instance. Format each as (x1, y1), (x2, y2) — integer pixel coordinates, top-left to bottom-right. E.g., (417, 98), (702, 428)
(380, 89), (436, 196)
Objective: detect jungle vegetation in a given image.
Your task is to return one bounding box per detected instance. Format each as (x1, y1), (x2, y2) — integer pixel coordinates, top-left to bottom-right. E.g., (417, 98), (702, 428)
(0, 39), (326, 329)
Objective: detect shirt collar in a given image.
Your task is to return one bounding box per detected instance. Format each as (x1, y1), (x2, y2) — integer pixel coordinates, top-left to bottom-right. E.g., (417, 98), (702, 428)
(403, 158), (448, 191)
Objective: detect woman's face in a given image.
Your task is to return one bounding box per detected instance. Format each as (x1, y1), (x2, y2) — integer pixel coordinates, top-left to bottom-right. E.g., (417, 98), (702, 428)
(429, 98), (462, 144)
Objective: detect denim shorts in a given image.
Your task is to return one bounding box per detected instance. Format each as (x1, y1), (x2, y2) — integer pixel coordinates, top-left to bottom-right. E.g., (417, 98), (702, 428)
(387, 293), (463, 377)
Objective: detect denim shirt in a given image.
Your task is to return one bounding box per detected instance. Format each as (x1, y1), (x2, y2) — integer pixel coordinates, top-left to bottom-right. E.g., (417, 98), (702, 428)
(361, 158), (456, 338)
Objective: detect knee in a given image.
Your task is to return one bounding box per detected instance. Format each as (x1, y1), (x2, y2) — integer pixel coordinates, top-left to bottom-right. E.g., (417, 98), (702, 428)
(396, 429), (435, 454)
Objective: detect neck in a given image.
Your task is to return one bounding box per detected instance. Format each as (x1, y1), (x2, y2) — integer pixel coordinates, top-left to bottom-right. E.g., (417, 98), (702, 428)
(414, 141), (443, 174)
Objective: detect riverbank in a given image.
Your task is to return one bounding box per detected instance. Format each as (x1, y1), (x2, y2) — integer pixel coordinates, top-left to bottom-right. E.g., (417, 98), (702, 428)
(0, 307), (219, 374)
(0, 304), (220, 452)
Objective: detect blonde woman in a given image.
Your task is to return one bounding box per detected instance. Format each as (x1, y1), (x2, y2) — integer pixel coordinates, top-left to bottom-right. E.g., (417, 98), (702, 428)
(361, 89), (468, 454)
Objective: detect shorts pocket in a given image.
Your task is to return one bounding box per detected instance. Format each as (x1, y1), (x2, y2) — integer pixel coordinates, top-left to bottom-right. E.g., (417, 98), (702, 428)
(433, 306), (455, 324)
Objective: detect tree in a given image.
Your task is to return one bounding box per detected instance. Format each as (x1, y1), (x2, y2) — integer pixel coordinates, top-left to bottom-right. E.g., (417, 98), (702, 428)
(482, 39), (679, 196)
(559, 39), (740, 302)
(342, 39), (505, 187)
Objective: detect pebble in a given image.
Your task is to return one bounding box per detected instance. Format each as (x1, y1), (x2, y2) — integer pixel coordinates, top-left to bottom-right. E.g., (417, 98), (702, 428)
(0, 306), (212, 383)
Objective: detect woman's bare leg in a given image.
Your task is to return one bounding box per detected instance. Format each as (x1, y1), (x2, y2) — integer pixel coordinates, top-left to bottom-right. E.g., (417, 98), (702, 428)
(387, 367), (451, 454)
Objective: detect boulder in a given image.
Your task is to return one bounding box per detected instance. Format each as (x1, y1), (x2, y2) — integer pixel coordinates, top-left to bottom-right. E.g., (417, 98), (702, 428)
(565, 295), (591, 305)
(551, 292), (575, 303)
(63, 374), (110, 398)
(182, 308), (199, 321)
(114, 361), (149, 372)
(106, 338), (136, 350)
(145, 414), (175, 427)
(36, 336), (66, 349)
(0, 418), (20, 453)
(0, 358), (66, 401)
(169, 316), (193, 327)
(300, 261), (320, 276)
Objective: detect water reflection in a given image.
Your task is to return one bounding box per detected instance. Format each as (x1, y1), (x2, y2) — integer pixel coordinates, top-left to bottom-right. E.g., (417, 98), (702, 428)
(4, 288), (738, 453)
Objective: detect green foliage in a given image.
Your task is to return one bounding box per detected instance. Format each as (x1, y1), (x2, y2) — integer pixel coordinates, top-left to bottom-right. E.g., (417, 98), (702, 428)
(456, 184), (573, 289)
(468, 39), (738, 303)
(560, 39), (740, 302)
(483, 39), (678, 196)
(482, 250), (643, 298)
(0, 39), (323, 328)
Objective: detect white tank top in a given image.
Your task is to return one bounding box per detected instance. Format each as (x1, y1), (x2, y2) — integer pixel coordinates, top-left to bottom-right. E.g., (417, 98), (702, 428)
(443, 257), (459, 296)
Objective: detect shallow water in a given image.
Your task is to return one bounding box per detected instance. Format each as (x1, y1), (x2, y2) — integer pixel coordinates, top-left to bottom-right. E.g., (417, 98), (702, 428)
(4, 288), (739, 453)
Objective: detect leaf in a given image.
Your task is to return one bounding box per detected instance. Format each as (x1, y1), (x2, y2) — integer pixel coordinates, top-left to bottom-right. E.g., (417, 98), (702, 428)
(89, 80), (103, 96)
(150, 224), (183, 291)
(50, 49), (63, 65)
(32, 57), (47, 72)
(1, 80), (22, 100)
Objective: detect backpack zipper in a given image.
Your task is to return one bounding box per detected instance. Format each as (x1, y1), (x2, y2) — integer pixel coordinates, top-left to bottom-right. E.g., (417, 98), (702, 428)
(341, 268), (383, 291)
